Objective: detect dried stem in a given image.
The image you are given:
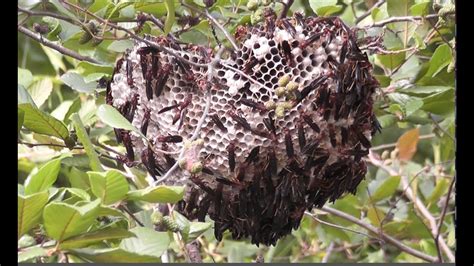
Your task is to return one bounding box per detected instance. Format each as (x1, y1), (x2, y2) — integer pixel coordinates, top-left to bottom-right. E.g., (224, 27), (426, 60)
(18, 25), (100, 64)
(319, 206), (438, 262)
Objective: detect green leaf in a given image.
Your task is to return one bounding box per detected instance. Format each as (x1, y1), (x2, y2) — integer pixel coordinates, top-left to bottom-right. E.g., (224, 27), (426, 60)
(60, 72), (98, 93)
(76, 62), (113, 77)
(405, 98), (424, 117)
(71, 113), (104, 172)
(18, 103), (70, 141)
(65, 188), (91, 201)
(27, 78), (53, 108)
(399, 86), (452, 97)
(188, 221), (212, 242)
(163, 0), (175, 35)
(371, 176), (401, 202)
(60, 227), (136, 249)
(309, 0), (337, 12)
(421, 88), (455, 115)
(18, 109), (24, 135)
(18, 85), (37, 107)
(410, 2), (429, 16)
(134, 2), (167, 17)
(387, 0), (416, 47)
(41, 46), (67, 73)
(18, 191), (49, 238)
(315, 5), (343, 16)
(120, 227), (170, 257)
(426, 178), (450, 205)
(173, 211), (191, 241)
(107, 40), (134, 53)
(127, 185), (184, 203)
(70, 247), (161, 263)
(18, 246), (48, 263)
(375, 52), (406, 71)
(88, 170), (129, 205)
(424, 44), (453, 78)
(18, 68), (33, 88)
(96, 104), (146, 139)
(43, 199), (101, 242)
(64, 97), (82, 123)
(24, 158), (62, 195)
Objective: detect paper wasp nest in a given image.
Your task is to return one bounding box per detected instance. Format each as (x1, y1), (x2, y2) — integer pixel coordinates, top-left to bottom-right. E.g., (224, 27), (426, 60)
(107, 13), (380, 246)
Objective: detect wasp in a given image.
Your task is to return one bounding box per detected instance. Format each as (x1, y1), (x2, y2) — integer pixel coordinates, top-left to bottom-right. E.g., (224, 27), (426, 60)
(297, 76), (327, 103)
(284, 129), (294, 159)
(243, 56), (260, 74)
(328, 124), (338, 147)
(299, 32), (323, 49)
(226, 141), (236, 173)
(158, 102), (179, 114)
(239, 98), (267, 112)
(281, 19), (297, 38)
(157, 135), (183, 143)
(245, 146), (260, 165)
(211, 114), (226, 132)
(126, 59), (134, 86)
(154, 64), (171, 98)
(121, 131), (135, 162)
(281, 40), (295, 67)
(263, 113), (277, 136)
(141, 107), (151, 136)
(301, 112), (320, 133)
(228, 109), (251, 131)
(297, 120), (306, 151)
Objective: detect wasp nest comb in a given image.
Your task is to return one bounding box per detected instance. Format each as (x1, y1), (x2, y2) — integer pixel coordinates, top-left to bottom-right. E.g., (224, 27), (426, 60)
(107, 13), (380, 246)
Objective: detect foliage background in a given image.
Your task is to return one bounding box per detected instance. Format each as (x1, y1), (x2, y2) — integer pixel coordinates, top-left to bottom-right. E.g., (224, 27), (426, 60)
(18, 0), (455, 263)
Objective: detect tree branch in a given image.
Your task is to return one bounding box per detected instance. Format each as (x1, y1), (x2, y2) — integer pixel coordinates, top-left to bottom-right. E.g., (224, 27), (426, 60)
(359, 12), (455, 29)
(18, 25), (100, 64)
(319, 206), (438, 263)
(435, 176), (455, 262)
(186, 240), (203, 263)
(367, 151), (455, 262)
(354, 0), (386, 24)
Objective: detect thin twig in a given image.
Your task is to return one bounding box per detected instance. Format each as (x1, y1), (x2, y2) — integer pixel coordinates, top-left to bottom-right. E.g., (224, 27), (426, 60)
(119, 205), (144, 227)
(321, 241), (335, 263)
(18, 25), (100, 64)
(354, 0), (386, 24)
(59, 0), (206, 68)
(319, 206), (438, 262)
(18, 141), (83, 150)
(370, 134), (435, 151)
(18, 6), (77, 24)
(435, 176), (455, 263)
(430, 114), (455, 143)
(304, 212), (380, 241)
(180, 1), (238, 50)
